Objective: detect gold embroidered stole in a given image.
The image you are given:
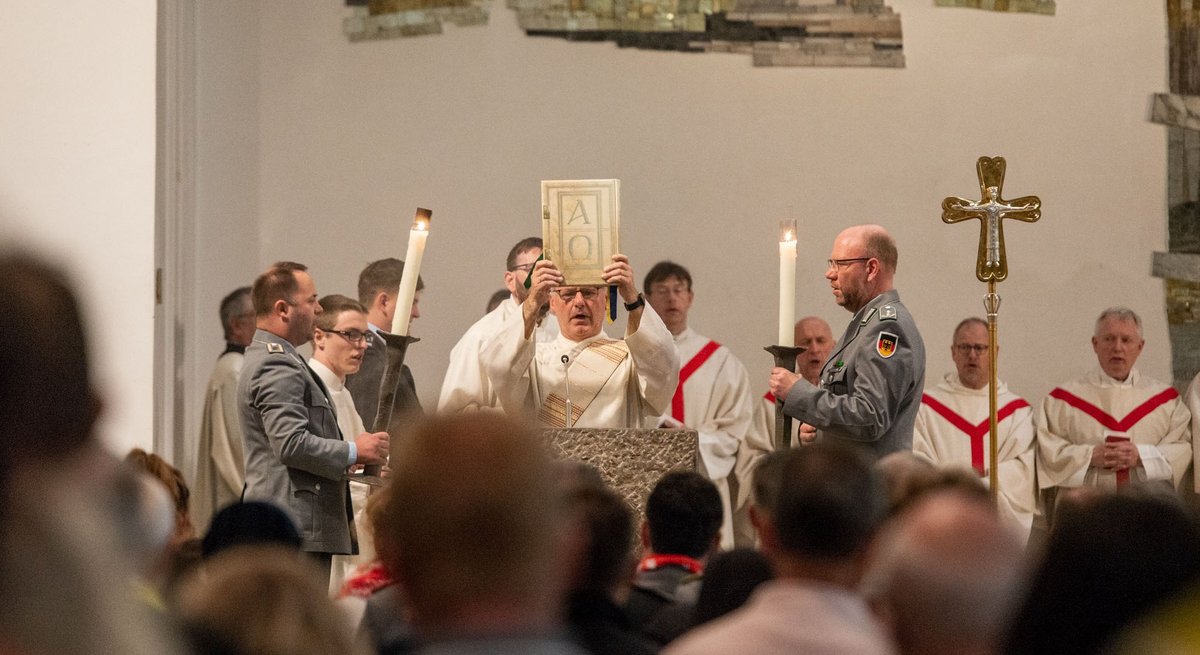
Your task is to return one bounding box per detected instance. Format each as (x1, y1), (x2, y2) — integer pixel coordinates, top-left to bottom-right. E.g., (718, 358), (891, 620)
(538, 338), (630, 427)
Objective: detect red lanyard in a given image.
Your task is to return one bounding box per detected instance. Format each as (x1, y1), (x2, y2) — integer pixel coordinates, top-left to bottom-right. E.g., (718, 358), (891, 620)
(638, 554), (703, 574)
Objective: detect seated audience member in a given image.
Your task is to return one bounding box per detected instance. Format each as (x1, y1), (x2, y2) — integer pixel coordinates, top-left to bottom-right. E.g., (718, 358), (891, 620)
(0, 253), (182, 655)
(378, 414), (586, 654)
(174, 545), (365, 655)
(689, 548), (774, 626)
(1002, 490), (1200, 655)
(625, 471), (723, 632)
(201, 501), (303, 559)
(862, 491), (1024, 655)
(126, 448), (201, 593)
(665, 444), (892, 655)
(565, 486), (658, 655)
(874, 451), (938, 514)
(345, 481), (413, 653)
(644, 548), (774, 646)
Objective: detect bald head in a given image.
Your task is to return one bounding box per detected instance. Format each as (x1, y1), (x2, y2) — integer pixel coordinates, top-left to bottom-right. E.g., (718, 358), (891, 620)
(826, 225), (897, 313)
(863, 492), (1024, 655)
(794, 316), (834, 385)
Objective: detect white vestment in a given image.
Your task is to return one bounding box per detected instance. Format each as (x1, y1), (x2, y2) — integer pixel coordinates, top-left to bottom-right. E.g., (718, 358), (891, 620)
(660, 328), (756, 550)
(912, 374), (1037, 537)
(483, 303), (678, 428)
(1037, 367), (1191, 491)
(437, 297), (558, 414)
(309, 358), (374, 595)
(726, 392), (795, 548)
(194, 348), (246, 532)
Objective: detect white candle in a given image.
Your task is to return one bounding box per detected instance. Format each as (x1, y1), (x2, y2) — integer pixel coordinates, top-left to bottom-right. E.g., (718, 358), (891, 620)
(391, 208), (432, 336)
(778, 219), (797, 346)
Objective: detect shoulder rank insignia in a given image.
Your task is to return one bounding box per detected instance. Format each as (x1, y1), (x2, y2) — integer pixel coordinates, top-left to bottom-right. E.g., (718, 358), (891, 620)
(876, 332), (898, 359)
(266, 342), (284, 354)
(879, 305), (898, 321)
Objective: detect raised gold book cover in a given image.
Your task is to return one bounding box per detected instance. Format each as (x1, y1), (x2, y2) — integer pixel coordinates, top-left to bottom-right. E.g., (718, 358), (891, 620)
(541, 179), (620, 286)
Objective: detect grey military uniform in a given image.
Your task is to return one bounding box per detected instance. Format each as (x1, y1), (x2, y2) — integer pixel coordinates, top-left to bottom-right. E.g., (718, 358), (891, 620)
(782, 289), (925, 458)
(238, 329), (356, 554)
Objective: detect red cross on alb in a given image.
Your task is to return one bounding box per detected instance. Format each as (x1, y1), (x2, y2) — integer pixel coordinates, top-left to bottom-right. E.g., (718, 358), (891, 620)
(920, 394), (1030, 476)
(672, 340), (721, 424)
(1047, 386), (1179, 487)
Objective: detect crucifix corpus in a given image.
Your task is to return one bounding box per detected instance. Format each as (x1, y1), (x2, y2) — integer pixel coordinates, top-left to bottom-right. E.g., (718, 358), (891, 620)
(941, 156), (1041, 505)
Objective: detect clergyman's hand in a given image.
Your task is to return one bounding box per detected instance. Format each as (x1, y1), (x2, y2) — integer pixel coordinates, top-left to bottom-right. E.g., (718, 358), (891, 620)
(602, 254), (639, 304)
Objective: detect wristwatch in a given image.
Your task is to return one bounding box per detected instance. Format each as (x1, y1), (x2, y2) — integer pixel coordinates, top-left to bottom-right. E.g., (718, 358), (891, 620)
(624, 293), (645, 311)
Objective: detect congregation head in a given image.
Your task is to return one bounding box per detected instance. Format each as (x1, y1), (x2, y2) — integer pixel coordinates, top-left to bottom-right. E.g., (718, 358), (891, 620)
(644, 470), (723, 559)
(762, 444), (887, 561)
(0, 252), (97, 481)
(380, 414), (567, 633)
(1003, 490), (1200, 655)
(863, 490), (1024, 655)
(565, 484), (635, 594)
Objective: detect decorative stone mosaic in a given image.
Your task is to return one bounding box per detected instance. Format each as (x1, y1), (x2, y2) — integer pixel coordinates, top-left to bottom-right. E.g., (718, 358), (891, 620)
(934, 0), (1054, 15)
(344, 0), (489, 41)
(542, 427), (698, 519)
(510, 0), (903, 67)
(1151, 1), (1200, 389)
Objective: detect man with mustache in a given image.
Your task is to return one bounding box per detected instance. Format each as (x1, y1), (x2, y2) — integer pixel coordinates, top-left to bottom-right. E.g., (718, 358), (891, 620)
(239, 262), (389, 582)
(768, 224), (925, 459)
(1037, 307), (1190, 502)
(484, 253), (678, 428)
(911, 317), (1036, 539)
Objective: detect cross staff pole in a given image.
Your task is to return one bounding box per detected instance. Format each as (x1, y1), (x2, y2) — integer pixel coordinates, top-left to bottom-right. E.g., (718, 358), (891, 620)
(942, 156), (1041, 506)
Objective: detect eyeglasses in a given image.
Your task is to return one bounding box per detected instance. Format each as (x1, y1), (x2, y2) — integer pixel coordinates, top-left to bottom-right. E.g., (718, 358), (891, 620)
(509, 262), (536, 273)
(827, 257), (871, 271)
(555, 287), (600, 302)
(953, 344), (989, 355)
(319, 328), (371, 345)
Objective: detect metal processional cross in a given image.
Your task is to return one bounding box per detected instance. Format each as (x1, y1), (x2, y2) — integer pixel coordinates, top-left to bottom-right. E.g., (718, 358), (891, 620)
(941, 156), (1041, 505)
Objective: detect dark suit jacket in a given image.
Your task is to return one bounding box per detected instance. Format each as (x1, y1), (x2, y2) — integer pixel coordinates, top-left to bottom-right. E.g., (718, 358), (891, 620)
(345, 329), (423, 435)
(238, 329), (355, 555)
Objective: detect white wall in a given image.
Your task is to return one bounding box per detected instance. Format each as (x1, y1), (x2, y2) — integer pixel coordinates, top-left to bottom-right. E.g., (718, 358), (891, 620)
(0, 2), (158, 455)
(189, 1), (1169, 438)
